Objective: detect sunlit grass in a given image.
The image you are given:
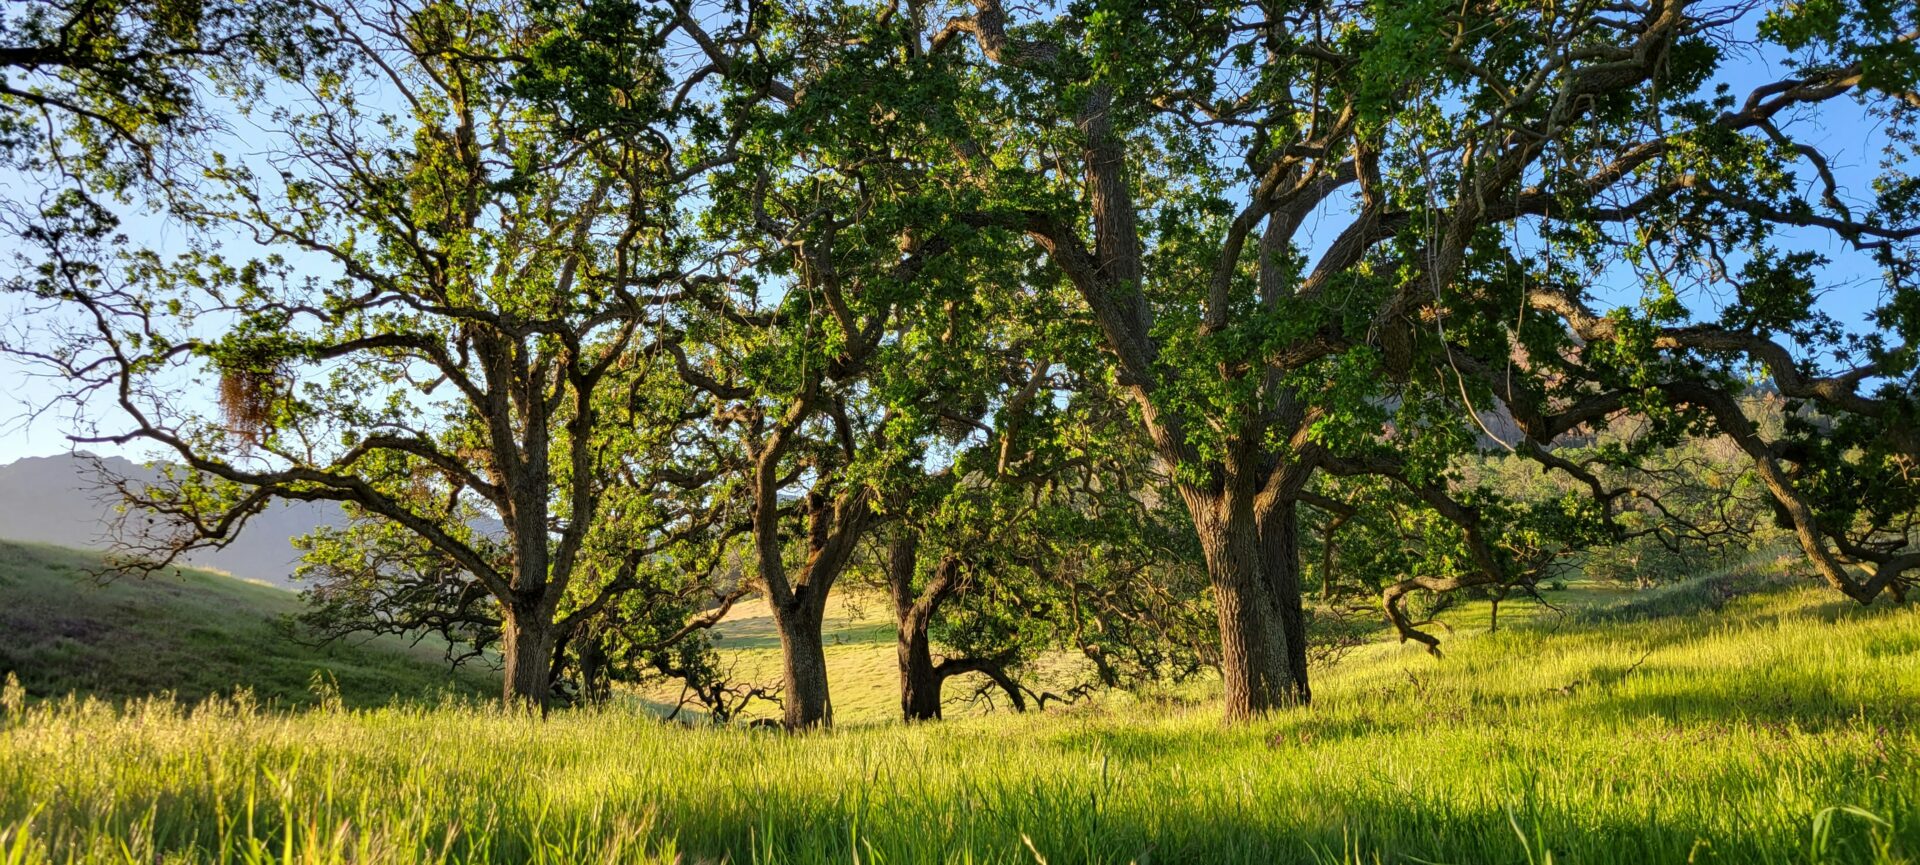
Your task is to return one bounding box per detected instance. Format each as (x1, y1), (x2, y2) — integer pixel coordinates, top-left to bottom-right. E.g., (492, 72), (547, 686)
(0, 541), (492, 707)
(2, 570), (1915, 863)
(641, 591), (1027, 722)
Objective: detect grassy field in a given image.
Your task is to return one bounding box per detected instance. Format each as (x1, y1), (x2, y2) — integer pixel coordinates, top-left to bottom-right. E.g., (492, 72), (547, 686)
(1, 563), (1915, 863)
(641, 592), (906, 722)
(0, 540), (493, 707)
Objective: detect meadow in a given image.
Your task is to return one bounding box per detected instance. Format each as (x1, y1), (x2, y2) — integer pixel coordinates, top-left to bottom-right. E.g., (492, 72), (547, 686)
(0, 541), (492, 707)
(3, 1), (1916, 860)
(1, 568), (1914, 864)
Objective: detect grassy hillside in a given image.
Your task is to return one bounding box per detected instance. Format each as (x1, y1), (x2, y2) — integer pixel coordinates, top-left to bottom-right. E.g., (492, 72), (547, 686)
(656, 574), (1638, 724)
(643, 592), (911, 722)
(0, 541), (493, 707)
(2, 568), (1915, 863)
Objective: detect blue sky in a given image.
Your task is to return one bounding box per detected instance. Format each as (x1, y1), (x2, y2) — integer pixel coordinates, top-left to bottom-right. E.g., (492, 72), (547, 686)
(0, 191), (219, 463)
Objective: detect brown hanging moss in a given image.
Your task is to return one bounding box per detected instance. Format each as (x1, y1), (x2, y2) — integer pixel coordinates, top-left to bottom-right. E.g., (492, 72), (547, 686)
(217, 364), (282, 447)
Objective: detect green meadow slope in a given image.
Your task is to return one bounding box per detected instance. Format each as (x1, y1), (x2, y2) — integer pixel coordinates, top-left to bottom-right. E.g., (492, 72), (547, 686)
(643, 592), (924, 722)
(656, 573), (1638, 724)
(1, 564), (1916, 863)
(0, 540), (492, 707)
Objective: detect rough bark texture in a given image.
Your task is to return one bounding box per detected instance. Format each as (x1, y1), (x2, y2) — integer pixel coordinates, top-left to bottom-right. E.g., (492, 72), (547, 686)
(1199, 529), (1292, 718)
(772, 589), (833, 729)
(888, 533), (965, 721)
(501, 610), (555, 710)
(898, 622), (944, 721)
(889, 534), (938, 721)
(1259, 498), (1311, 702)
(1191, 489), (1307, 720)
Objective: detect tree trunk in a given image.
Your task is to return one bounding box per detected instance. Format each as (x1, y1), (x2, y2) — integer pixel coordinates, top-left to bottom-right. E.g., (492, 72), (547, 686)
(1191, 491), (1305, 720)
(773, 591), (833, 729)
(1320, 508), (1349, 603)
(888, 533), (965, 722)
(899, 619), (944, 721)
(1259, 498), (1311, 703)
(579, 631), (610, 705)
(887, 533), (944, 721)
(501, 610), (555, 711)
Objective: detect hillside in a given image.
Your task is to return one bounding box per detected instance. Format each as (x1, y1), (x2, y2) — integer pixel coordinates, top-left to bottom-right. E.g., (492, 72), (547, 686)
(0, 541), (492, 706)
(661, 574), (1634, 724)
(1, 569), (1914, 863)
(654, 591), (1097, 723)
(0, 453), (344, 588)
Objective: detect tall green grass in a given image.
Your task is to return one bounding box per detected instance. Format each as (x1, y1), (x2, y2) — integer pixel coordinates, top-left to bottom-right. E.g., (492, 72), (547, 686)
(1, 580), (1914, 863)
(0, 541), (492, 707)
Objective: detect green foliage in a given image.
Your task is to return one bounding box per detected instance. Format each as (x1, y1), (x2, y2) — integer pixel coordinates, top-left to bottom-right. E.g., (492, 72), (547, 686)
(5, 0), (747, 706)
(9, 0), (1920, 724)
(0, 0), (316, 183)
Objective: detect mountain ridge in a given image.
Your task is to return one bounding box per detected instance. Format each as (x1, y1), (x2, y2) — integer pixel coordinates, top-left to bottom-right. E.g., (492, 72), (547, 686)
(0, 452), (342, 589)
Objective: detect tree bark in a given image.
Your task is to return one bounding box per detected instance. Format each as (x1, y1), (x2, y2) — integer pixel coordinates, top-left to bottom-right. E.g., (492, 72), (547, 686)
(899, 621), (943, 720)
(888, 533), (964, 722)
(578, 630), (610, 705)
(889, 533), (939, 721)
(772, 589), (833, 729)
(501, 609), (555, 711)
(1191, 491), (1304, 720)
(1319, 506), (1350, 603)
(1258, 497), (1311, 703)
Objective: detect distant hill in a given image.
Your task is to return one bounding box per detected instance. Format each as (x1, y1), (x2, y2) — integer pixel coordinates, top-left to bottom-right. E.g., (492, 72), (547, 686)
(0, 453), (343, 588)
(0, 540), (493, 706)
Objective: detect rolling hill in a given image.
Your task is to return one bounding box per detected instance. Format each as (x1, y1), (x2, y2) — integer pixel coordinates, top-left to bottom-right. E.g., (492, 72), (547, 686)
(0, 540), (493, 706)
(0, 453), (345, 588)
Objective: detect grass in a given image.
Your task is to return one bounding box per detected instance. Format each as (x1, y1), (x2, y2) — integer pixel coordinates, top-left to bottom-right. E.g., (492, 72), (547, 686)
(643, 592), (908, 722)
(0, 540), (493, 707)
(646, 590), (1094, 723)
(1, 563), (1915, 863)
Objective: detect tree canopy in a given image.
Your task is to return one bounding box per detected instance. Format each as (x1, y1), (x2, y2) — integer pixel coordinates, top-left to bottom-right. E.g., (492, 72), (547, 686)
(3, 0), (1916, 725)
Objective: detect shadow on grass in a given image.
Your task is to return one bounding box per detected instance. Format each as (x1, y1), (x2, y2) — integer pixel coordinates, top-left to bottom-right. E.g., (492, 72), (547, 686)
(1568, 679), (1915, 733)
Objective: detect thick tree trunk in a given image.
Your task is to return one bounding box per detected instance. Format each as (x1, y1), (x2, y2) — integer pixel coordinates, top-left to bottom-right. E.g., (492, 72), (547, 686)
(888, 534), (943, 721)
(501, 610), (555, 711)
(899, 621), (943, 721)
(773, 592), (833, 729)
(888, 533), (964, 722)
(1259, 498), (1311, 703)
(754, 487), (871, 731)
(1192, 494), (1304, 720)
